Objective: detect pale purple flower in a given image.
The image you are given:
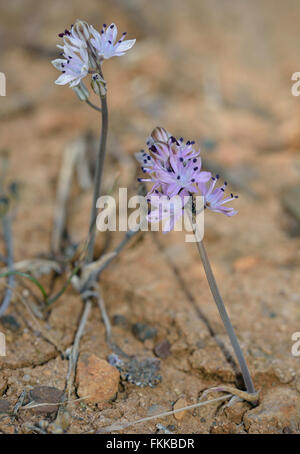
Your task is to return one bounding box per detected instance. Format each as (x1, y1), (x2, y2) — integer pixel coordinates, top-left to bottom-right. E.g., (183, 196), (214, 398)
(52, 42), (89, 87)
(198, 175), (238, 216)
(136, 127), (238, 232)
(146, 193), (189, 232)
(136, 127), (211, 198)
(90, 23), (136, 61)
(52, 20), (135, 90)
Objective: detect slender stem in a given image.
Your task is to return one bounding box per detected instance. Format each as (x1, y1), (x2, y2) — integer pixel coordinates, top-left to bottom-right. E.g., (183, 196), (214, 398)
(85, 99), (102, 113)
(66, 299), (92, 398)
(195, 239), (255, 394)
(81, 228), (139, 291)
(94, 228), (139, 280)
(0, 214), (15, 317)
(97, 395), (231, 433)
(85, 93), (108, 264)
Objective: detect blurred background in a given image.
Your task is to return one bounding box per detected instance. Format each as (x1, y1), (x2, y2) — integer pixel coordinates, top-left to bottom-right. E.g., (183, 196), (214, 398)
(0, 0), (300, 434)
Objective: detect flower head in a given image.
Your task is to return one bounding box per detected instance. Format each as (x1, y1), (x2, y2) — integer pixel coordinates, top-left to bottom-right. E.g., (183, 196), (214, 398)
(199, 175), (238, 216)
(136, 127), (238, 231)
(52, 43), (89, 87)
(90, 23), (136, 61)
(136, 127), (211, 198)
(147, 193), (187, 232)
(52, 20), (135, 90)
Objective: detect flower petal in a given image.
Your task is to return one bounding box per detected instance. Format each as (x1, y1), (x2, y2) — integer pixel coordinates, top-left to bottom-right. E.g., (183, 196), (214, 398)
(114, 39), (136, 53)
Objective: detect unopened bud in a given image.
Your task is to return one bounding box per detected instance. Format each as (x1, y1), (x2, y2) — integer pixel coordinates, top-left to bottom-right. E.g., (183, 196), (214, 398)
(91, 73), (107, 96)
(73, 19), (91, 41)
(72, 81), (90, 101)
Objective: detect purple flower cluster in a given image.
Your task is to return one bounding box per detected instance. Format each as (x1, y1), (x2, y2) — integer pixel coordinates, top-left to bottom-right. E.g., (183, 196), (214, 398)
(136, 127), (238, 230)
(52, 20), (135, 89)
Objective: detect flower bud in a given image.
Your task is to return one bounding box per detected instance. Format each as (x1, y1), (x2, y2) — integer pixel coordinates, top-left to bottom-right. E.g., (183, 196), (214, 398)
(73, 19), (91, 41)
(91, 73), (107, 96)
(72, 81), (90, 101)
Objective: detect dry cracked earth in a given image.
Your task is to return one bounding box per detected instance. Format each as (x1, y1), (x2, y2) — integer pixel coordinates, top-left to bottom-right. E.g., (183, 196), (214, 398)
(0, 0), (300, 434)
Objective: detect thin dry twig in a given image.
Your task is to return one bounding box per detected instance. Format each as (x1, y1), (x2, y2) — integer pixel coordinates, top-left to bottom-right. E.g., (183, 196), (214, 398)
(97, 395), (232, 433)
(92, 286), (129, 358)
(0, 214), (15, 316)
(65, 299), (92, 399)
(53, 298), (93, 430)
(81, 228), (140, 292)
(0, 258), (61, 276)
(51, 138), (85, 254)
(13, 389), (28, 418)
(13, 287), (65, 354)
(200, 385), (259, 404)
(22, 395), (90, 411)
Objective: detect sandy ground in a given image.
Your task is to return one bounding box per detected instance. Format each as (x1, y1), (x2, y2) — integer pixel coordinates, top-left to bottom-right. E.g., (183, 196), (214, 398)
(0, 0), (300, 434)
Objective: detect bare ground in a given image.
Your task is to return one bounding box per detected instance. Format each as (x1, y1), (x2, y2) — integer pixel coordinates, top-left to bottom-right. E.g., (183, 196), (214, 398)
(0, 0), (300, 434)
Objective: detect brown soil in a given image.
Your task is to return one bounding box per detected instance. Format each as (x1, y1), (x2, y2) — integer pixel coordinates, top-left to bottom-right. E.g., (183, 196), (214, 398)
(0, 0), (300, 434)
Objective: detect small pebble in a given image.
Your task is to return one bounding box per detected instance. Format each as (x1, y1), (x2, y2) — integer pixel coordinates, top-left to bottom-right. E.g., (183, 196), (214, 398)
(132, 323), (157, 342)
(112, 314), (128, 326)
(29, 386), (63, 415)
(0, 315), (20, 332)
(154, 339), (171, 359)
(0, 399), (10, 414)
(173, 398), (187, 421)
(76, 353), (120, 408)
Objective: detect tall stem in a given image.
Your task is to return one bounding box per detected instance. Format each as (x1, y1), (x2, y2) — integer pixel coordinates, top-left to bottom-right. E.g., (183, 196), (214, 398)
(195, 239), (255, 394)
(85, 93), (108, 264)
(0, 214), (15, 317)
